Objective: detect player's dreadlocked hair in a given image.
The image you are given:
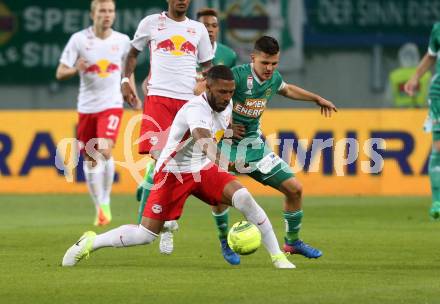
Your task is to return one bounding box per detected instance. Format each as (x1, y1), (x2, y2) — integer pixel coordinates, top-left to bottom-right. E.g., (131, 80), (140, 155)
(207, 65), (234, 82)
(254, 36), (280, 55)
(91, 0), (115, 13)
(196, 7), (218, 19)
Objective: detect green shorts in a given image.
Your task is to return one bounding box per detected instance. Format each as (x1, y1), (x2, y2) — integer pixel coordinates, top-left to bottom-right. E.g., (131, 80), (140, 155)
(218, 137), (294, 189)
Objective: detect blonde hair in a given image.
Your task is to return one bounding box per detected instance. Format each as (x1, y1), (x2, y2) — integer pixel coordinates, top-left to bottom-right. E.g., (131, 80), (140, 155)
(91, 0), (115, 12)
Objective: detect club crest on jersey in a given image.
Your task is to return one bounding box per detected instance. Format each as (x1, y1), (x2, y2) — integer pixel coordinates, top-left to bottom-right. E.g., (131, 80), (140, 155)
(246, 75), (253, 95)
(111, 45), (119, 53)
(265, 88), (272, 97)
(152, 204), (162, 214)
(158, 15), (166, 30)
(187, 27), (196, 36)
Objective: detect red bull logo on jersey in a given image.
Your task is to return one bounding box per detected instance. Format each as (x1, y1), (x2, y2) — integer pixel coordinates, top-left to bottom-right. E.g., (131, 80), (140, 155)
(155, 35), (197, 56)
(84, 59), (119, 78)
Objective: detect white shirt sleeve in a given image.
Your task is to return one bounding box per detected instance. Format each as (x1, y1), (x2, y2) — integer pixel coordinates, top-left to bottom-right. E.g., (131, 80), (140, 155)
(185, 102), (212, 133)
(197, 25), (214, 64)
(121, 35), (131, 71)
(59, 34), (79, 68)
(278, 81), (287, 92)
(131, 16), (153, 52)
(428, 47), (437, 57)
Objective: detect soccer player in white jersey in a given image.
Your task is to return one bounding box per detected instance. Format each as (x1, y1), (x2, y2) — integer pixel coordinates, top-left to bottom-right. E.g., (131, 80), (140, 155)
(121, 0), (213, 254)
(56, 0), (140, 226)
(62, 65), (295, 269)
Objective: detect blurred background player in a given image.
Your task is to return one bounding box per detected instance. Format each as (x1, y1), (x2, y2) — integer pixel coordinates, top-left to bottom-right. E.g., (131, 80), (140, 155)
(405, 23), (440, 219)
(196, 8), (237, 68)
(388, 43), (430, 107)
(62, 66), (295, 269)
(56, 0), (140, 226)
(121, 0), (213, 253)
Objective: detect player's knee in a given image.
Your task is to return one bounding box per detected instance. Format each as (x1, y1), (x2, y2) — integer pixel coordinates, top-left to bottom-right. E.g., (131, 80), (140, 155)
(231, 188), (258, 213)
(283, 179), (303, 200)
(100, 148), (112, 160)
(137, 225), (158, 244)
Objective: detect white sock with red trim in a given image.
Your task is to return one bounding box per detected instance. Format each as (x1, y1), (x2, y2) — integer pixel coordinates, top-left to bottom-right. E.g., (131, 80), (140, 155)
(83, 160), (105, 211)
(232, 188), (282, 256)
(92, 224), (158, 249)
(101, 157), (115, 206)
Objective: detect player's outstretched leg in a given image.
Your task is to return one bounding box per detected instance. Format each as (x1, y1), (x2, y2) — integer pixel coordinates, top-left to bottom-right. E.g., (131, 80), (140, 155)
(62, 222), (159, 267)
(211, 206), (240, 265)
(278, 178), (322, 259)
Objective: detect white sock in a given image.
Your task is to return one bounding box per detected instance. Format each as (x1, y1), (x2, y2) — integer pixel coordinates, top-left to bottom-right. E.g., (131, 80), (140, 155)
(102, 157), (115, 206)
(83, 160), (105, 210)
(92, 224), (158, 250)
(232, 188), (282, 256)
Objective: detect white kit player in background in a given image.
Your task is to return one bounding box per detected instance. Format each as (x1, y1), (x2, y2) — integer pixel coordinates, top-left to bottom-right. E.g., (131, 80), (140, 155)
(120, 0), (213, 254)
(56, 0), (141, 226)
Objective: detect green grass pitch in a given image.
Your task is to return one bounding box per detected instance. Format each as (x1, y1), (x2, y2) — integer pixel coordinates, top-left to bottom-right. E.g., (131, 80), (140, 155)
(0, 194), (439, 304)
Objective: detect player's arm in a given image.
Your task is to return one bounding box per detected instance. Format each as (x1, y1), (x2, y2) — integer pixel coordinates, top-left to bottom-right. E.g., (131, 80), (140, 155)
(404, 53), (436, 97)
(193, 60), (212, 96)
(129, 73), (142, 110)
(278, 83), (337, 117)
(192, 127), (230, 170)
(121, 47), (140, 108)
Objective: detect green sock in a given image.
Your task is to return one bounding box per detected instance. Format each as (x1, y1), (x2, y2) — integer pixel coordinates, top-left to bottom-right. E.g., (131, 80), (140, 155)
(212, 208), (230, 240)
(137, 160), (155, 224)
(284, 210), (303, 243)
(429, 150), (440, 204)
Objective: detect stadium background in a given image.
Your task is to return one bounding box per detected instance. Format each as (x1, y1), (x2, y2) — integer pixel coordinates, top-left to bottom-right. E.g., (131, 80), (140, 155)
(0, 0), (435, 195)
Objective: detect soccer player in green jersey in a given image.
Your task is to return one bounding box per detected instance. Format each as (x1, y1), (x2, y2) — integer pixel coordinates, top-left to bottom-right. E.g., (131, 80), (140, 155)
(405, 22), (440, 220)
(210, 36), (336, 259)
(196, 8), (237, 68)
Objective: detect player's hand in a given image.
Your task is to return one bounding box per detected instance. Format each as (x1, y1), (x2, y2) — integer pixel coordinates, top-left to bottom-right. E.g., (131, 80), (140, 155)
(231, 123), (246, 140)
(134, 97), (143, 110)
(227, 161), (237, 173)
(193, 78), (206, 96)
(142, 78), (149, 96)
(122, 82), (138, 108)
(404, 78), (419, 97)
(75, 58), (88, 73)
(316, 97), (337, 117)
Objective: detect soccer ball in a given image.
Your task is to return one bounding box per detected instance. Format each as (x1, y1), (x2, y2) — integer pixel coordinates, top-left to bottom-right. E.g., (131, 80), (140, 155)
(227, 221), (261, 255)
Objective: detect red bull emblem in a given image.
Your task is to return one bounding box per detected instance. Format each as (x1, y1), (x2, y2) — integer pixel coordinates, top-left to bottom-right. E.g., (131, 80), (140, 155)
(84, 59), (119, 78)
(155, 35), (197, 56)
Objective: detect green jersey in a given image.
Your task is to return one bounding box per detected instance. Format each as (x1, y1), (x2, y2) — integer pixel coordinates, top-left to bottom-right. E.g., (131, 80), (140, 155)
(231, 63), (285, 139)
(213, 42), (237, 68)
(428, 22), (440, 99)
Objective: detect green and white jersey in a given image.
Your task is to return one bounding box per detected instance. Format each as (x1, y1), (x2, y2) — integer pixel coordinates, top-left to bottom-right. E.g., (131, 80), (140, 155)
(231, 63), (286, 139)
(428, 22), (440, 99)
(212, 42), (237, 68)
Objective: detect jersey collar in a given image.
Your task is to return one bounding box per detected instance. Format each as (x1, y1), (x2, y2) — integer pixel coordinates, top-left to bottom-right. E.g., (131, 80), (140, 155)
(213, 41), (217, 54)
(250, 63), (267, 85)
(163, 11), (189, 24)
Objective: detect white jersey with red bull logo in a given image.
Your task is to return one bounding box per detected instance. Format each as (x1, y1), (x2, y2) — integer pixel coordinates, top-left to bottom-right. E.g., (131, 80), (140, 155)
(155, 93), (232, 174)
(131, 12), (213, 101)
(60, 27), (130, 113)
